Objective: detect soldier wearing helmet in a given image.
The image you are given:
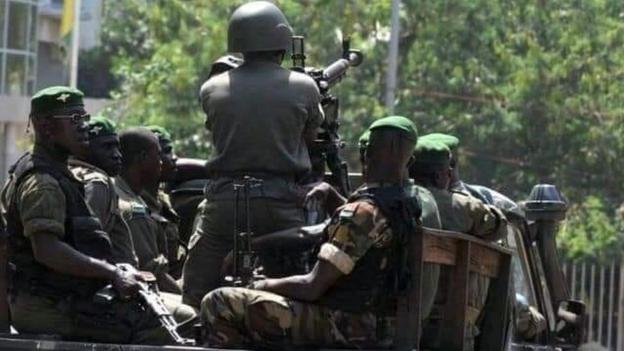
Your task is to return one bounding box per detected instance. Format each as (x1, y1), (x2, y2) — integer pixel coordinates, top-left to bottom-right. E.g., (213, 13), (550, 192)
(183, 1), (324, 308)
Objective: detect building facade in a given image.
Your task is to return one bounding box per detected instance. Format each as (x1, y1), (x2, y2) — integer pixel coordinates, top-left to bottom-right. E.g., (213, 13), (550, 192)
(1, 0), (107, 183)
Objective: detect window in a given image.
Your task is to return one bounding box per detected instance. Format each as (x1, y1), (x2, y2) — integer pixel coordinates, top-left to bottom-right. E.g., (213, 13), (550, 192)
(0, 0), (6, 48)
(1, 0), (37, 95)
(7, 1), (28, 50)
(5, 53), (26, 95)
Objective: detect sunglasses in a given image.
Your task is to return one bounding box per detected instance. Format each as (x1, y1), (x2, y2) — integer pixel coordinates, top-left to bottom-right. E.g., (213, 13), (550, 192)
(50, 113), (91, 124)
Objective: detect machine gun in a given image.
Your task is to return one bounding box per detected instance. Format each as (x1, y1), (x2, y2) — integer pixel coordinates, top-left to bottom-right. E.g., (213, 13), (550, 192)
(292, 36), (364, 196)
(224, 176), (264, 287)
(95, 264), (192, 345)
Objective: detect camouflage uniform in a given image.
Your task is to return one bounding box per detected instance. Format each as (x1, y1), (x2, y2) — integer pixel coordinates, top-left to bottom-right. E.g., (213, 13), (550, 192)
(428, 186), (507, 350)
(201, 192), (411, 349)
(141, 190), (184, 279)
(70, 158), (138, 266)
(1, 146), (168, 344)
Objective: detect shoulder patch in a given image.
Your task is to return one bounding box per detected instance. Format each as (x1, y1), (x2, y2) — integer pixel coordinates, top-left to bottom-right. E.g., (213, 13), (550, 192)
(131, 203), (148, 215)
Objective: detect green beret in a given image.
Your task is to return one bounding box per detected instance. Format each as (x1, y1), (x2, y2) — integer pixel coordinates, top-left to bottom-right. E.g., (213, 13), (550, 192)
(368, 115), (418, 141)
(88, 115), (117, 138)
(358, 130), (370, 150)
(31, 86), (84, 115)
(413, 139), (451, 164)
(147, 125), (172, 143)
(420, 133), (460, 151)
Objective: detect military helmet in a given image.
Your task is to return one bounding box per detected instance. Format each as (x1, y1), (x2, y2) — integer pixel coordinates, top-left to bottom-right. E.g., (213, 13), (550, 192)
(227, 1), (293, 53)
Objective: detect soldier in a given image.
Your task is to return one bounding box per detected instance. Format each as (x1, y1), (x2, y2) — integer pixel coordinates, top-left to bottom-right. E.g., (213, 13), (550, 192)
(421, 133), (546, 340)
(70, 115), (138, 267)
(200, 116), (421, 349)
(410, 139), (507, 350)
(183, 0), (324, 308)
(115, 128), (197, 326)
(142, 126), (184, 279)
(358, 125), (442, 319)
(419, 132), (489, 202)
(0, 86), (169, 344)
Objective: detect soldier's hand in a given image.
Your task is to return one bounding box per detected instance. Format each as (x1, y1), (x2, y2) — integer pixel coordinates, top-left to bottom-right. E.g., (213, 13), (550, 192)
(304, 182), (332, 205)
(112, 268), (144, 300)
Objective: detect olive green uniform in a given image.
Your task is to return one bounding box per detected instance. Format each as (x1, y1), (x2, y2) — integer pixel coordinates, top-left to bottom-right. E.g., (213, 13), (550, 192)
(114, 177), (197, 325)
(428, 187), (507, 350)
(141, 190), (184, 279)
(70, 159), (138, 266)
(184, 57), (324, 308)
(201, 190), (411, 349)
(0, 146), (168, 344)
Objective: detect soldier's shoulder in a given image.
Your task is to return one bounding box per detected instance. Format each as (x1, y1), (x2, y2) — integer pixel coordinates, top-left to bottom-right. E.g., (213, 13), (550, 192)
(18, 172), (61, 194)
(334, 199), (380, 228)
(70, 164), (108, 184)
(288, 70), (320, 92)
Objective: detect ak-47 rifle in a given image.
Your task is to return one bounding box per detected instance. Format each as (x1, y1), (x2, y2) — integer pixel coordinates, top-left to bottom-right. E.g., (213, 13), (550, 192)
(95, 264), (192, 345)
(292, 36), (364, 196)
(224, 176), (264, 287)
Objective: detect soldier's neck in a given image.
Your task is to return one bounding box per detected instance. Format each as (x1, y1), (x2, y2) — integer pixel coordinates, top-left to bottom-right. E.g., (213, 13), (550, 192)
(119, 169), (144, 195)
(365, 167), (404, 186)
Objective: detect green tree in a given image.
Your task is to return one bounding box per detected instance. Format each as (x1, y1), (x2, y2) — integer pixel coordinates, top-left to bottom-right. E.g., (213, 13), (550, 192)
(98, 0), (624, 259)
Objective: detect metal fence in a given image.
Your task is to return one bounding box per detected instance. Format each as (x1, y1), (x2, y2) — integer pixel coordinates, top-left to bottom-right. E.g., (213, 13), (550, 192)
(563, 261), (624, 350)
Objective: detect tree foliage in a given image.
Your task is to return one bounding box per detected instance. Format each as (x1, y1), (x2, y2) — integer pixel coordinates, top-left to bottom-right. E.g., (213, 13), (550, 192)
(98, 0), (624, 259)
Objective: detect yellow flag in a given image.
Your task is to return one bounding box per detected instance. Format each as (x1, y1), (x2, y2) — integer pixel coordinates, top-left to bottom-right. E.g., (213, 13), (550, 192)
(60, 0), (75, 39)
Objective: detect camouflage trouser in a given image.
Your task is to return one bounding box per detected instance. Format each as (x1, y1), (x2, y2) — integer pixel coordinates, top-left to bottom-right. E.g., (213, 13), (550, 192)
(422, 270), (489, 351)
(160, 291), (198, 335)
(466, 273), (490, 351)
(10, 291), (172, 345)
(182, 189), (304, 308)
(200, 287), (395, 350)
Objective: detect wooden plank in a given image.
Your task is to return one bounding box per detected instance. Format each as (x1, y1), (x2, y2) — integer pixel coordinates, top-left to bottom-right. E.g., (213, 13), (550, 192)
(439, 241), (471, 351)
(608, 261), (615, 349)
(468, 244), (502, 278)
(476, 252), (511, 351)
(394, 226), (424, 350)
(423, 234), (457, 266)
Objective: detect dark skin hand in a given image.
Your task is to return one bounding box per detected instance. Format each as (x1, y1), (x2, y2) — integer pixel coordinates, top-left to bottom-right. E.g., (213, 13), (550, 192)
(251, 260), (343, 302)
(304, 181), (346, 215)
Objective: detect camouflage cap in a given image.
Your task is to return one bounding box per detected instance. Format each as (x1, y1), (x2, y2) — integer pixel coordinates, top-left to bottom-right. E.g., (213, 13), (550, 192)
(147, 125), (173, 143)
(358, 130), (370, 150)
(420, 133), (460, 151)
(414, 139), (451, 164)
(88, 115), (117, 138)
(368, 116), (418, 141)
(31, 86), (84, 115)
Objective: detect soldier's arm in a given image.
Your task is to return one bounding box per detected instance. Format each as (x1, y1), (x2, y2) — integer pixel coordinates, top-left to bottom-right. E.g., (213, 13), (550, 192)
(252, 260), (343, 302)
(303, 83), (325, 147)
(253, 202), (377, 301)
(17, 175), (118, 281)
(30, 231), (118, 280)
(83, 179), (112, 227)
(463, 195), (508, 241)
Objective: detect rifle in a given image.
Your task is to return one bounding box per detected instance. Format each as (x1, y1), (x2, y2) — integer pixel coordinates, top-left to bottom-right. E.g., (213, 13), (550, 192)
(291, 36), (364, 196)
(96, 264), (192, 345)
(224, 176), (263, 287)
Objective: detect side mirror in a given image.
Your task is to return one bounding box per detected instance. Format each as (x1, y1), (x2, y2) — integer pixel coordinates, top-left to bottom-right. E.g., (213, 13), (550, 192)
(556, 299), (586, 345)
